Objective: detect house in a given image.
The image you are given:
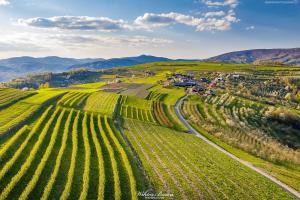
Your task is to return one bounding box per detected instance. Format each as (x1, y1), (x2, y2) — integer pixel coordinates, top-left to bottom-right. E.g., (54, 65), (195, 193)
(167, 77), (175, 82)
(174, 74), (188, 81)
(192, 86), (205, 93)
(22, 87), (29, 91)
(144, 70), (155, 77)
(174, 73), (185, 78)
(206, 89), (216, 95)
(187, 72), (194, 78)
(232, 74), (240, 79)
(200, 78), (209, 83)
(163, 81), (172, 87)
(209, 82), (217, 88)
(174, 81), (196, 87)
(114, 79), (121, 83)
(217, 76), (224, 81)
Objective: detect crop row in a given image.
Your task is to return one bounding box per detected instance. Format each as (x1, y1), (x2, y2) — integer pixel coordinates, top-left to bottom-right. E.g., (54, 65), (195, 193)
(0, 90), (64, 135)
(21, 90), (64, 105)
(182, 96), (300, 164)
(146, 91), (166, 101)
(0, 106), (59, 200)
(123, 119), (295, 200)
(58, 92), (90, 108)
(0, 107), (139, 199)
(0, 88), (35, 109)
(84, 92), (120, 116)
(118, 95), (186, 130)
(152, 101), (187, 131)
(0, 103), (39, 135)
(120, 95), (152, 110)
(120, 105), (156, 123)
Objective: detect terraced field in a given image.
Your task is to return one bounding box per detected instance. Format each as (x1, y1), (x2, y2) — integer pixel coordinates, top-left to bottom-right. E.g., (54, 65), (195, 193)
(0, 90), (64, 135)
(0, 88), (35, 109)
(58, 92), (90, 108)
(119, 95), (187, 130)
(152, 101), (187, 131)
(119, 95), (156, 123)
(122, 119), (295, 200)
(146, 91), (166, 101)
(84, 92), (120, 116)
(0, 106), (142, 200)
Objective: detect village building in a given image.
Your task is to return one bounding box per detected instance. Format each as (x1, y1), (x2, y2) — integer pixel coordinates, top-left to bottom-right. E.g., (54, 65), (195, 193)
(144, 70), (155, 77)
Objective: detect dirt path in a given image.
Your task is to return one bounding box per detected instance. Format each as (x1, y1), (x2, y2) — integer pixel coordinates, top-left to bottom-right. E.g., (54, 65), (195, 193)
(175, 96), (300, 199)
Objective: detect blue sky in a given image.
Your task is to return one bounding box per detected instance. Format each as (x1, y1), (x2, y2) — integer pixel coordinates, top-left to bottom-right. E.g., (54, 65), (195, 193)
(0, 0), (299, 59)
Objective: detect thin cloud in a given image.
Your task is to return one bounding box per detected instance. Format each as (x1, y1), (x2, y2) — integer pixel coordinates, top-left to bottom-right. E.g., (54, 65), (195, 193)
(0, 32), (173, 51)
(0, 42), (45, 52)
(246, 25), (255, 30)
(134, 12), (201, 28)
(202, 0), (239, 8)
(0, 0), (9, 6)
(18, 16), (133, 32)
(204, 11), (226, 17)
(134, 10), (239, 32)
(265, 0), (298, 4)
(50, 34), (173, 47)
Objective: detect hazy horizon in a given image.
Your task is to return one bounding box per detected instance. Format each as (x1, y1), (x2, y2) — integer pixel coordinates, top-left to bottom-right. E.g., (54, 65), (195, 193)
(1, 47), (300, 60)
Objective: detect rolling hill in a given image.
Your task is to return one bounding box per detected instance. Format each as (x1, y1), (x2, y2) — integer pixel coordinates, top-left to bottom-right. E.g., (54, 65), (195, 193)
(0, 56), (103, 72)
(68, 55), (173, 70)
(206, 48), (300, 65)
(0, 56), (103, 82)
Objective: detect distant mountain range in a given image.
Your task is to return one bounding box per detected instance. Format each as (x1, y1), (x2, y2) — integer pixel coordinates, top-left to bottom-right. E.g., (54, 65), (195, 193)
(68, 55), (173, 70)
(1, 48), (300, 82)
(0, 56), (103, 82)
(0, 55), (189, 82)
(206, 48), (300, 65)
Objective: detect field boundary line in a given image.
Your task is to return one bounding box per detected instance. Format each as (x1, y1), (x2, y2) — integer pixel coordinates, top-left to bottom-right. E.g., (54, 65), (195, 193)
(175, 96), (300, 199)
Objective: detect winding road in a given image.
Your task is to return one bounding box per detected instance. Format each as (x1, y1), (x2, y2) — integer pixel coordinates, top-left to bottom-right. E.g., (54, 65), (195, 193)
(175, 96), (300, 199)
